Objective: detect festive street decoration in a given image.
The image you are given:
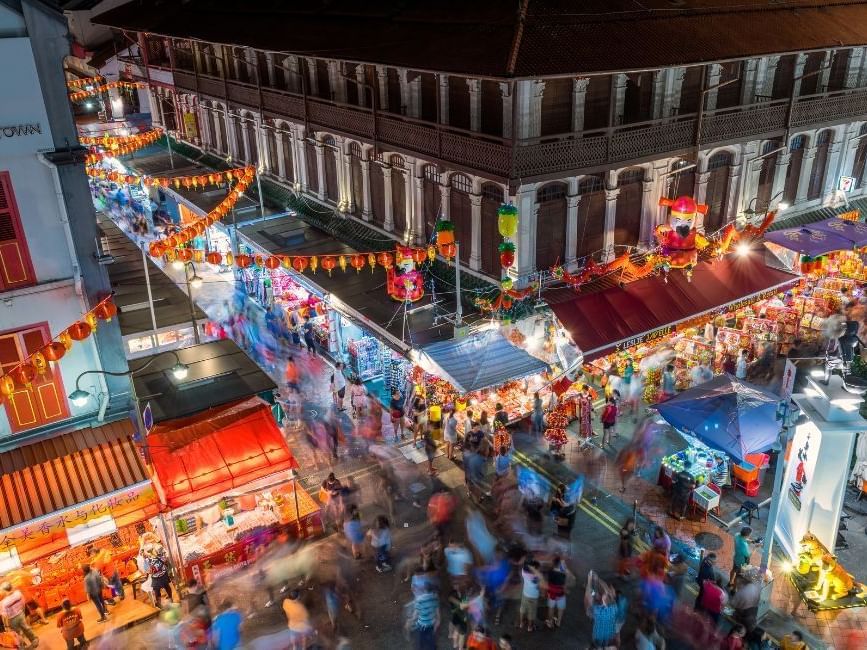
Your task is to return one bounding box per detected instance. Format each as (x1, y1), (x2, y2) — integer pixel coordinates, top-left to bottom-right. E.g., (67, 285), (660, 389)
(474, 285), (535, 314)
(66, 76), (104, 89)
(68, 81), (145, 102)
(0, 295), (117, 398)
(498, 242), (515, 269)
(435, 219), (456, 257)
(655, 196), (710, 274)
(544, 407), (571, 455)
(497, 203), (519, 238)
(82, 128), (163, 162)
(387, 246), (425, 302)
(86, 165), (253, 191)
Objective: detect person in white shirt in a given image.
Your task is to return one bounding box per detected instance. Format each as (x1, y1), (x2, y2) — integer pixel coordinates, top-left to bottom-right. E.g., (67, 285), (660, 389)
(331, 362), (347, 411)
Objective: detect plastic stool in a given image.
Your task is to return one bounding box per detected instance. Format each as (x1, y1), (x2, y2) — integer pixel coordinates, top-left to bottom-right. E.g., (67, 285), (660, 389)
(737, 500), (760, 525)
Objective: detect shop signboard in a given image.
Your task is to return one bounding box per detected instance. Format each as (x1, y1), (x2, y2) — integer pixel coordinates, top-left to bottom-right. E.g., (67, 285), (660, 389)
(838, 176), (856, 193)
(0, 482), (158, 563)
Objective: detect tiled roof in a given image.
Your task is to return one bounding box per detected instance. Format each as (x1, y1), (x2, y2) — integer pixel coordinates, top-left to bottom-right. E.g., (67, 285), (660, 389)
(93, 0), (867, 77)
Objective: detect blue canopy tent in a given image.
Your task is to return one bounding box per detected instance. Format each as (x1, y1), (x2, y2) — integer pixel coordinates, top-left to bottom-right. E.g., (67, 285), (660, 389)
(655, 374), (781, 463)
(414, 330), (550, 394)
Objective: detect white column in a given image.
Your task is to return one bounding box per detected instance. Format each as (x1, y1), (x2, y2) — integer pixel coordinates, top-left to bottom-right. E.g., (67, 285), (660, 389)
(264, 52), (276, 87)
(571, 78), (590, 132)
(383, 166), (394, 231)
(695, 171), (710, 205)
(667, 68), (685, 117)
(468, 79), (482, 132)
(613, 73), (628, 124)
(769, 151), (791, 208)
(468, 194), (483, 270)
(315, 141), (327, 200)
(409, 75), (421, 118)
(307, 58), (320, 97)
(603, 187), (619, 262)
(439, 185), (450, 220)
(741, 59), (759, 104)
(760, 55), (781, 99)
(514, 186), (537, 284)
(360, 157), (372, 220)
(275, 131), (287, 178)
(564, 191), (580, 268)
(705, 64), (723, 111)
(241, 120), (252, 163)
(651, 70), (666, 119)
(403, 167), (413, 240)
(439, 74), (449, 125)
(795, 145), (817, 204)
(328, 61), (345, 102)
(342, 148), (354, 212)
(847, 47), (867, 88)
(398, 69), (410, 115)
(355, 65), (367, 107)
(411, 165), (424, 244)
(224, 112), (236, 158)
(792, 53), (807, 97)
(726, 166), (742, 222)
(376, 66), (388, 110)
(529, 80), (545, 136)
(259, 122), (272, 172)
(286, 55), (300, 93)
(295, 126), (309, 191)
(500, 82), (513, 138)
(640, 177), (655, 245)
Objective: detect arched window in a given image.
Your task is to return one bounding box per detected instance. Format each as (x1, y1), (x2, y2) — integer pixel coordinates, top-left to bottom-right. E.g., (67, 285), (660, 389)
(422, 165), (442, 241)
(669, 160), (695, 198)
(853, 124), (867, 189)
(577, 174), (605, 260)
(451, 174), (473, 194)
(535, 183), (568, 271)
(808, 130), (833, 200)
(756, 140), (782, 211)
(449, 174), (473, 264)
(783, 134), (807, 205)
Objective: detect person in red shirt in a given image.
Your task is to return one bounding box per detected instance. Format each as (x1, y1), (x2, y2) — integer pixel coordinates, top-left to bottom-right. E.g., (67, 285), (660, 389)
(722, 624), (746, 650)
(56, 599), (86, 649)
(600, 397), (618, 449)
(466, 626), (497, 650)
(699, 576), (728, 625)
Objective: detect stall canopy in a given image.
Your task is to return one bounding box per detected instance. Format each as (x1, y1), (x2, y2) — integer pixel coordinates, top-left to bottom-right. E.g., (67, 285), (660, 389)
(148, 397), (298, 509)
(764, 226), (854, 256)
(547, 255), (799, 361)
(655, 374), (782, 463)
(415, 331), (550, 394)
(808, 217), (867, 247)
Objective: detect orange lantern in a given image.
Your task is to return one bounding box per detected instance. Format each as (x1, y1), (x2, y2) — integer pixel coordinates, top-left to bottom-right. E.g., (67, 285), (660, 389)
(0, 375), (15, 397)
(12, 364), (37, 388)
(42, 341), (67, 362)
(292, 257), (309, 273)
(193, 222), (206, 236)
(264, 256), (281, 270)
(350, 254), (365, 272)
(149, 241), (166, 257)
(441, 243), (456, 258)
(412, 248), (427, 265)
(160, 177), (170, 188)
(321, 256), (337, 276)
(206, 251), (223, 265)
(235, 254), (252, 269)
(31, 352), (48, 375)
(58, 331), (73, 350)
(67, 321), (92, 341)
(125, 175), (136, 185)
(95, 301), (118, 321)
(176, 248), (193, 263)
(377, 252), (394, 269)
(165, 236), (179, 249)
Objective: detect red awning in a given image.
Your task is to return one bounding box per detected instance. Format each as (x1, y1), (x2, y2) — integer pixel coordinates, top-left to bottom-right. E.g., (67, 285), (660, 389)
(148, 397), (298, 509)
(547, 255), (800, 362)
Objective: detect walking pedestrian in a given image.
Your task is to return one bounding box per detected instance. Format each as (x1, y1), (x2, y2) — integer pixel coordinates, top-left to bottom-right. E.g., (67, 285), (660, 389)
(83, 565), (108, 622)
(210, 600), (243, 650)
(669, 463), (696, 520)
(694, 552), (717, 611)
(184, 578), (211, 625)
(55, 599), (84, 650)
(411, 393), (427, 446)
(730, 527), (756, 587)
(282, 591), (312, 650)
(447, 588), (468, 650)
(699, 576), (728, 625)
(302, 318), (317, 356)
(284, 356), (300, 391)
(144, 544), (173, 609)
(367, 515), (393, 573)
(531, 391), (544, 437)
(331, 362), (347, 411)
(343, 505), (365, 559)
(585, 571), (620, 649)
(408, 584), (440, 650)
(494, 444), (512, 483)
(661, 363), (677, 400)
(423, 427), (438, 476)
(578, 385), (594, 439)
(618, 517), (637, 576)
(390, 390), (405, 441)
(600, 396), (618, 448)
(0, 582), (38, 647)
(444, 540), (473, 591)
(545, 555), (570, 628)
(443, 409), (459, 461)
(350, 377), (366, 419)
(736, 349), (749, 380)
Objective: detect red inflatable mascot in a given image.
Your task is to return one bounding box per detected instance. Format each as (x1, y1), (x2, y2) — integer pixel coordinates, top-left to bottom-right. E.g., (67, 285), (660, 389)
(655, 196), (710, 269)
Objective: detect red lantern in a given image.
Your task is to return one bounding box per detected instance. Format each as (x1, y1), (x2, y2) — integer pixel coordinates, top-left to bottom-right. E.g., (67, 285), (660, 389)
(165, 236), (179, 249)
(0, 374), (15, 397)
(235, 254), (252, 269)
(176, 248), (193, 263)
(321, 256), (337, 276)
(11, 364), (37, 388)
(149, 241), (166, 257)
(95, 301), (118, 321)
(412, 248), (427, 265)
(67, 321), (92, 341)
(350, 254), (366, 273)
(264, 256), (281, 270)
(441, 243), (456, 258)
(206, 251), (223, 265)
(292, 257), (309, 273)
(41, 341), (67, 362)
(377, 252), (394, 269)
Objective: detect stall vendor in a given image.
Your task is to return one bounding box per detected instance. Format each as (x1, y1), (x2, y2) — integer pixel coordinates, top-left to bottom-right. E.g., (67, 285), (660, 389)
(669, 462), (696, 520)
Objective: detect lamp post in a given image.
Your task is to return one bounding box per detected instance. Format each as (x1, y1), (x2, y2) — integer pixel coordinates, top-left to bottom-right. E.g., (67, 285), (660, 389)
(69, 350), (190, 461)
(179, 261), (202, 344)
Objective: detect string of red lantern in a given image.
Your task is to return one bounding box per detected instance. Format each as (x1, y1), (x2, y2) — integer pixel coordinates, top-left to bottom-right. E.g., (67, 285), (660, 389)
(69, 81), (146, 102)
(67, 76), (104, 89)
(85, 165), (254, 191)
(0, 296), (118, 398)
(83, 129), (163, 163)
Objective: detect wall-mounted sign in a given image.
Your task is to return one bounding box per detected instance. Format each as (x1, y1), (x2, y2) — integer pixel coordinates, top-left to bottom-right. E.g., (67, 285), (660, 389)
(0, 123), (42, 139)
(839, 176), (856, 193)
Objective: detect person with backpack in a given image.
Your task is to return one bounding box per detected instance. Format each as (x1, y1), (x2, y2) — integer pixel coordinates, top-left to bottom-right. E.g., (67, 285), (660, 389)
(600, 397), (618, 449)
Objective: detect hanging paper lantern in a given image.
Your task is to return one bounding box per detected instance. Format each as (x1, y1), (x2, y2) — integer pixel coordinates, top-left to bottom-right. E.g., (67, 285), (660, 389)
(235, 254), (252, 269)
(338, 255), (347, 272)
(206, 251), (223, 265)
(281, 255), (291, 269)
(149, 241), (166, 257)
(377, 252), (394, 269)
(253, 255), (265, 268)
(42, 341), (67, 362)
(12, 364), (37, 388)
(427, 246), (437, 262)
(84, 312), (98, 331)
(441, 243), (456, 258)
(497, 203), (519, 238)
(435, 220), (455, 253)
(498, 242), (516, 268)
(193, 221), (206, 236)
(292, 257), (309, 273)
(309, 256), (319, 273)
(412, 248), (427, 265)
(321, 256), (337, 276)
(224, 252), (234, 267)
(501, 277), (514, 291)
(31, 351), (48, 375)
(350, 254), (366, 272)
(264, 256), (281, 270)
(193, 249), (205, 264)
(58, 331), (73, 350)
(95, 301), (118, 321)
(0, 374), (15, 397)
(67, 321), (92, 341)
(368, 253), (376, 272)
(165, 236), (179, 249)
(176, 248), (193, 263)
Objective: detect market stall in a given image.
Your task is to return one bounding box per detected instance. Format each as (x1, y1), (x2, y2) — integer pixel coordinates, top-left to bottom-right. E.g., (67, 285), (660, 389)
(765, 217), (867, 281)
(146, 397), (321, 585)
(0, 421), (159, 614)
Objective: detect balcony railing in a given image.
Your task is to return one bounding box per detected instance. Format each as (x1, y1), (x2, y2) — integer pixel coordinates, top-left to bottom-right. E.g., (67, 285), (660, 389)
(172, 69), (867, 181)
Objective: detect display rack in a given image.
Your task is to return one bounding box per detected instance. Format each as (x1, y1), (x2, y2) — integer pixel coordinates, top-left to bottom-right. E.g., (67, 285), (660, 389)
(348, 337), (382, 381)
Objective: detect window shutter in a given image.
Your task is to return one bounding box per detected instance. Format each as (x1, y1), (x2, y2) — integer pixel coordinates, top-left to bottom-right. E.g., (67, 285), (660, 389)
(0, 172), (36, 291)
